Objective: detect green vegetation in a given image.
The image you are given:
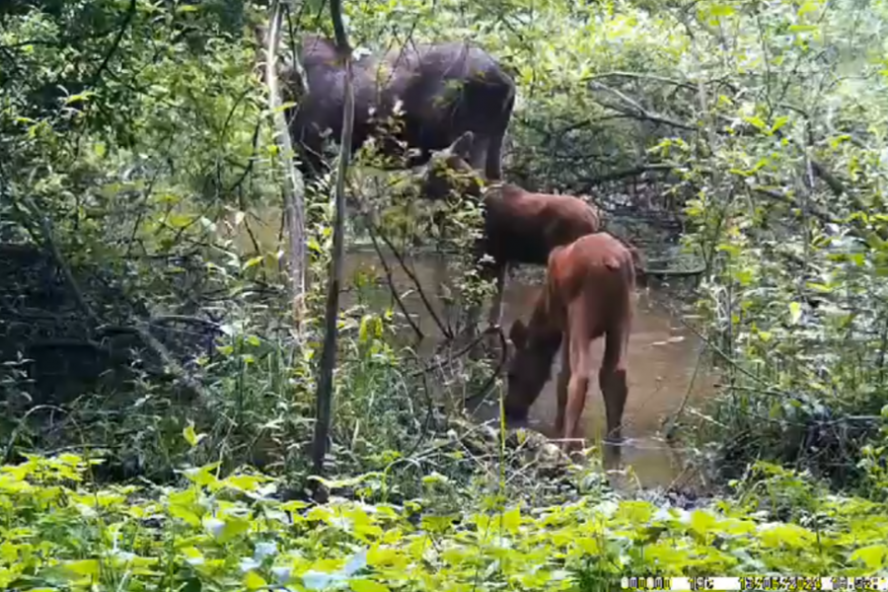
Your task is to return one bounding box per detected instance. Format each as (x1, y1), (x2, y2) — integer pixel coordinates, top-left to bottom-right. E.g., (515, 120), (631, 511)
(2, 452), (888, 590)
(2, 0), (888, 588)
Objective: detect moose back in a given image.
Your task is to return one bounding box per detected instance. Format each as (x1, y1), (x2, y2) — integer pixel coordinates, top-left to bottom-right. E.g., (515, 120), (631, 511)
(264, 32), (516, 181)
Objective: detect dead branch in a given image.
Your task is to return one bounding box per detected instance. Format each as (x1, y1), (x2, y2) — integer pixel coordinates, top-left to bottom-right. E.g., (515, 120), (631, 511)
(586, 71), (699, 91)
(263, 0), (308, 328)
(573, 163), (674, 191)
(751, 185), (839, 225)
(588, 80), (697, 131)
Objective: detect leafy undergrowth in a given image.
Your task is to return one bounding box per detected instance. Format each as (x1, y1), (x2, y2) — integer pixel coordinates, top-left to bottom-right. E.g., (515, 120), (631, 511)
(2, 455), (888, 592)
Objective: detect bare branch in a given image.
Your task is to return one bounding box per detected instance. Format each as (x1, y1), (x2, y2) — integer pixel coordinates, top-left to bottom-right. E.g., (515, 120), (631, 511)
(88, 0), (136, 87)
(264, 0), (308, 328)
(586, 71), (698, 91)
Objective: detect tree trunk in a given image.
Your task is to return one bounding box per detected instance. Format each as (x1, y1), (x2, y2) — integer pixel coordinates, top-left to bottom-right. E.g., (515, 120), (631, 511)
(310, 0), (354, 501)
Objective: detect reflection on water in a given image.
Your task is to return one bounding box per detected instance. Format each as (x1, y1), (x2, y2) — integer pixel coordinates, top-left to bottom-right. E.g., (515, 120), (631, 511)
(340, 249), (718, 493)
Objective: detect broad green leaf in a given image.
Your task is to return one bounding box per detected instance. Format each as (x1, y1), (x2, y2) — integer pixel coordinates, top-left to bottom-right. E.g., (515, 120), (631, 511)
(850, 544), (888, 569)
(64, 559), (100, 578)
(244, 571), (268, 590)
(770, 116), (789, 134)
(690, 510), (717, 538)
(350, 579), (391, 592)
(798, 0), (820, 15)
(502, 506), (521, 533)
(243, 256), (264, 270)
(789, 302), (802, 325)
(760, 524), (815, 548)
(742, 115), (767, 130)
(182, 421), (206, 447)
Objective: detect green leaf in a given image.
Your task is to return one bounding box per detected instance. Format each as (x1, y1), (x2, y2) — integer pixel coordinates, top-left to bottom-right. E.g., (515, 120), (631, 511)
(690, 510), (717, 538)
(64, 559), (100, 578)
(760, 524), (815, 548)
(183, 421), (206, 447)
(710, 4), (734, 17)
(243, 255), (264, 270)
(797, 0), (820, 15)
(788, 302), (802, 325)
(850, 545), (888, 569)
(502, 506), (521, 533)
(350, 579), (391, 592)
(742, 115), (767, 130)
(788, 23), (818, 33)
(244, 570), (268, 590)
(769, 116), (789, 134)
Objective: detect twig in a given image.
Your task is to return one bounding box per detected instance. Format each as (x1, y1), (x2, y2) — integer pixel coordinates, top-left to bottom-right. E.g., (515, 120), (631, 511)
(573, 163), (675, 191)
(463, 326), (509, 407)
(663, 345), (707, 441)
(655, 299), (806, 402)
(88, 0), (137, 87)
(410, 325), (502, 378)
(585, 71), (699, 91)
(364, 221), (424, 343)
(588, 80), (696, 131)
(374, 222), (454, 340)
(751, 185), (839, 224)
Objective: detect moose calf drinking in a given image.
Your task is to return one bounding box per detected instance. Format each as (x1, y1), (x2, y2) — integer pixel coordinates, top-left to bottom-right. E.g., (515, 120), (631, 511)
(421, 131), (601, 333)
(503, 232), (636, 464)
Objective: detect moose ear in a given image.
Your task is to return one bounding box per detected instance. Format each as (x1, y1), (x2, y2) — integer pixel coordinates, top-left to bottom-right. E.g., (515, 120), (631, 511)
(448, 131), (475, 160)
(509, 320), (528, 350)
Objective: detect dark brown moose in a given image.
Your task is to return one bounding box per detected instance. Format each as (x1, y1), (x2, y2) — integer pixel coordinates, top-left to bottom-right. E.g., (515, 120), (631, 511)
(503, 232), (636, 465)
(420, 131), (602, 333)
(265, 31), (516, 182)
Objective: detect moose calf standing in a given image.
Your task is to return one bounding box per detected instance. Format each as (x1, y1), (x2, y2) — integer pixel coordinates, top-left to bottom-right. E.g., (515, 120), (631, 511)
(504, 232), (636, 465)
(421, 131), (601, 336)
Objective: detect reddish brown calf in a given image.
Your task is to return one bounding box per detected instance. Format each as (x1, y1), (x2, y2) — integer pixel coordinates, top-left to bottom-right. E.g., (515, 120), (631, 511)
(504, 232), (636, 462)
(421, 132), (602, 331)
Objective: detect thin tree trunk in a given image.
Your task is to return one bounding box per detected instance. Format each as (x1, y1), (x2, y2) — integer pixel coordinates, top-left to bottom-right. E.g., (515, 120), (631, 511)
(264, 0), (307, 330)
(310, 0), (353, 500)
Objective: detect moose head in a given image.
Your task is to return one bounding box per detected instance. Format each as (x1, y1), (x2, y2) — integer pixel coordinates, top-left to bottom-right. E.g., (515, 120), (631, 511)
(419, 131), (485, 201)
(502, 318), (561, 425)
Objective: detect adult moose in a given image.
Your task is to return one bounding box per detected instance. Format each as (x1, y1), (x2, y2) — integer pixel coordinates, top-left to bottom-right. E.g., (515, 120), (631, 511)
(257, 28), (516, 182)
(420, 131), (602, 335)
(503, 232), (636, 466)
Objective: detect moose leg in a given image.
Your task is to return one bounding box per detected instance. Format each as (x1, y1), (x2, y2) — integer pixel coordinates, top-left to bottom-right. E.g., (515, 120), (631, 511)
(562, 321), (591, 455)
(288, 116), (328, 182)
(481, 263), (508, 354)
(467, 135), (491, 177)
(599, 327), (630, 469)
(486, 263), (508, 329)
(485, 92), (515, 181)
(554, 337), (570, 438)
